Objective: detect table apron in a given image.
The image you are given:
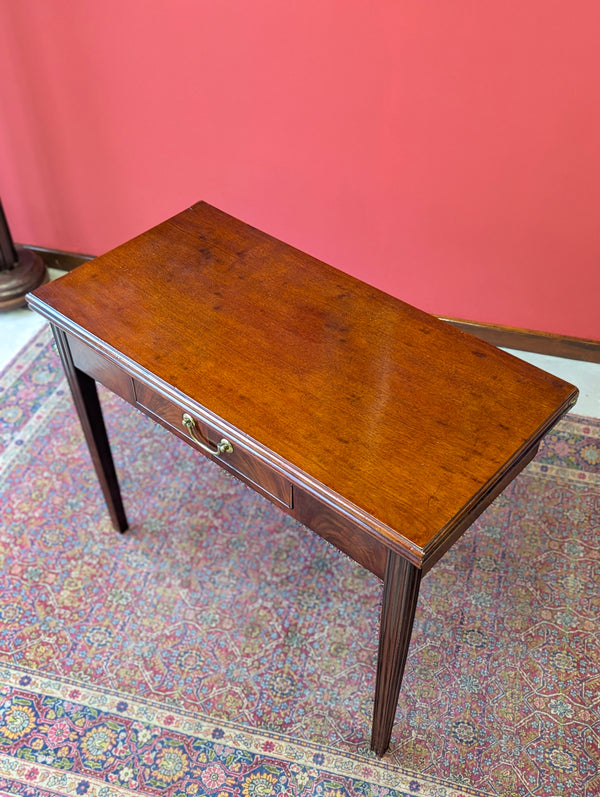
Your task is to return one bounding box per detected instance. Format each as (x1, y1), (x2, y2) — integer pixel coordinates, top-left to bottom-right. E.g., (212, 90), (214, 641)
(65, 330), (389, 579)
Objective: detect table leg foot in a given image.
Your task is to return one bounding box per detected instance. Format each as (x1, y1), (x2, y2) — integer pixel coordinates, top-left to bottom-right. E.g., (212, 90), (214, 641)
(371, 551), (421, 756)
(52, 326), (128, 532)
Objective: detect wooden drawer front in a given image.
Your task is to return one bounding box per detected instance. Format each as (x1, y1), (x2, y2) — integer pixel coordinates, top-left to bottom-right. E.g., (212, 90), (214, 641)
(133, 380), (292, 509)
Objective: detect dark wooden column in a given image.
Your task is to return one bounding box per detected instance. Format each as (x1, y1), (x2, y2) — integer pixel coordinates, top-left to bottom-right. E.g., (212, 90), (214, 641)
(0, 198), (48, 311)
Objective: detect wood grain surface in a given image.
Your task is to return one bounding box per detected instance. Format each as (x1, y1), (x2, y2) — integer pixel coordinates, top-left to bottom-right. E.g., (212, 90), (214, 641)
(29, 202), (578, 567)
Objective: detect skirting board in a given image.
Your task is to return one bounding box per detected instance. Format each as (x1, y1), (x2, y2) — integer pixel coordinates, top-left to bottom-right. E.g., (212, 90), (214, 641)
(24, 244), (94, 273)
(441, 318), (600, 364)
(22, 244), (600, 364)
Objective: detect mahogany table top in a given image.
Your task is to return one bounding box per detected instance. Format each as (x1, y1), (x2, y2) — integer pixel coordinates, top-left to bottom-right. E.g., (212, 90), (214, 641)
(30, 202), (578, 569)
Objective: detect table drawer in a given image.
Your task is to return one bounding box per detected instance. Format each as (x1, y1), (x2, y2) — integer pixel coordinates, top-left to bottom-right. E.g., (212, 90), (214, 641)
(133, 380), (292, 509)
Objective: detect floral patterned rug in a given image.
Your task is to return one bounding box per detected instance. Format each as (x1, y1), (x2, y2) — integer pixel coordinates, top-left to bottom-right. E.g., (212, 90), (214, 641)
(1, 326), (599, 797)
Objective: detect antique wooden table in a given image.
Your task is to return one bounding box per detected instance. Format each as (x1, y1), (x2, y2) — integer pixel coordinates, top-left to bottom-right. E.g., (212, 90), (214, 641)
(27, 202), (578, 755)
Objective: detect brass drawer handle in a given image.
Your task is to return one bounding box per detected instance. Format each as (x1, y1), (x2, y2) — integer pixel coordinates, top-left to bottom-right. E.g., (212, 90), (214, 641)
(182, 413), (233, 456)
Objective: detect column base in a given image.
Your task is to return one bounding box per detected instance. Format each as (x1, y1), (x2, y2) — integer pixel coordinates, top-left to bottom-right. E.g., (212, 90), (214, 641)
(0, 247), (49, 312)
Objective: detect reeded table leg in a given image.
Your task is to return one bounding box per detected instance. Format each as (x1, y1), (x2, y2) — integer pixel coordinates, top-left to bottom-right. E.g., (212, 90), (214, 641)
(371, 550), (422, 756)
(52, 326), (128, 532)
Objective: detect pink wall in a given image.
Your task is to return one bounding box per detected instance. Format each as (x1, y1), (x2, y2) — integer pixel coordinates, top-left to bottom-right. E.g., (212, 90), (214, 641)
(1, 1), (599, 339)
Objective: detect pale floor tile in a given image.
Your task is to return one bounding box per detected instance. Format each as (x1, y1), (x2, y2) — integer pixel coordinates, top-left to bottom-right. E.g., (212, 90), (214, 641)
(0, 305), (47, 371)
(0, 268), (64, 371)
(503, 349), (600, 420)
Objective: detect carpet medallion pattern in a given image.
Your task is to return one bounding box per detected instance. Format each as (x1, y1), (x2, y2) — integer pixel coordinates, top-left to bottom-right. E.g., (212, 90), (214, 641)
(0, 327), (599, 796)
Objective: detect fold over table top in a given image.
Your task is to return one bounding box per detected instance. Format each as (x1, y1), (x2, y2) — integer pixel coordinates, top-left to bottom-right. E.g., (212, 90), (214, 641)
(29, 202), (578, 566)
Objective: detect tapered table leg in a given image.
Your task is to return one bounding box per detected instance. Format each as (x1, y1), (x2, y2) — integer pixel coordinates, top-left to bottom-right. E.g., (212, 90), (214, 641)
(52, 326), (128, 532)
(371, 550), (422, 756)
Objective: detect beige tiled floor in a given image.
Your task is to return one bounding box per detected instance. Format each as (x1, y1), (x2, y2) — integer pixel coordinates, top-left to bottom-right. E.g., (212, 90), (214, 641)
(1, 269), (599, 418)
(501, 347), (600, 419)
(0, 268), (65, 372)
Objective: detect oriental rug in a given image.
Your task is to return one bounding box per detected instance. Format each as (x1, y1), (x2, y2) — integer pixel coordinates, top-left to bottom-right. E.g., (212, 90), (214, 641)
(0, 326), (599, 797)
